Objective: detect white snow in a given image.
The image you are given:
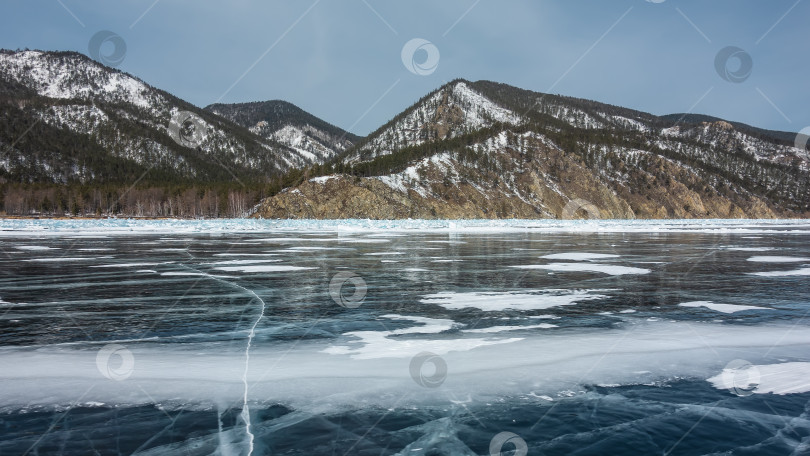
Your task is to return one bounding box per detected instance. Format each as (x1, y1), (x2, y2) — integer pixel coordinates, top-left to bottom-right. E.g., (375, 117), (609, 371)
(420, 290), (606, 311)
(213, 265), (316, 273)
(160, 272), (209, 277)
(309, 175), (339, 184)
(91, 262), (163, 268)
(24, 257), (98, 262)
(322, 314), (521, 360)
(513, 263), (651, 276)
(679, 301), (768, 314)
(463, 323), (558, 333)
(751, 268), (810, 277)
(708, 362), (810, 395)
(746, 256), (810, 263)
(540, 253), (620, 261)
(208, 259), (282, 265)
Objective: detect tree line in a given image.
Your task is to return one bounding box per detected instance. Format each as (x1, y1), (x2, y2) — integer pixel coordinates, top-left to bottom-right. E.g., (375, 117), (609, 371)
(0, 183), (266, 218)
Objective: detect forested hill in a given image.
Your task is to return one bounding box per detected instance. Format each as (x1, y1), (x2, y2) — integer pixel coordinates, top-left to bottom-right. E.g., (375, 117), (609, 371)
(254, 79), (810, 219)
(1, 51), (807, 220)
(0, 50), (356, 217)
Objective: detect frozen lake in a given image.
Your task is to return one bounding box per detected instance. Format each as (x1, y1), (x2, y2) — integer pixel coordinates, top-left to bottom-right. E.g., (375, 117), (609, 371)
(1, 219), (809, 455)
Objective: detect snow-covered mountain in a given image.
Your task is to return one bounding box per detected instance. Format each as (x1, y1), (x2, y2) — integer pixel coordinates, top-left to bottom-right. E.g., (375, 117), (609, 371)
(345, 80), (523, 163)
(205, 100), (359, 164)
(0, 50), (331, 186)
(255, 80), (810, 219)
(1, 52), (807, 219)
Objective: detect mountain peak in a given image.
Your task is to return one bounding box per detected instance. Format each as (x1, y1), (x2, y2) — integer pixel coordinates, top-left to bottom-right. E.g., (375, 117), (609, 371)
(343, 78), (523, 163)
(205, 99), (361, 163)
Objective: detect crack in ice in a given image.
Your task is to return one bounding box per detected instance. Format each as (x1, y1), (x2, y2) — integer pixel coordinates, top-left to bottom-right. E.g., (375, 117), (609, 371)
(180, 266), (266, 456)
(238, 283), (266, 456)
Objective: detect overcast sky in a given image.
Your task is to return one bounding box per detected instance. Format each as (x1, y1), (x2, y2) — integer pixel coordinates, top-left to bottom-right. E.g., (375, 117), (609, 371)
(2, 0), (808, 136)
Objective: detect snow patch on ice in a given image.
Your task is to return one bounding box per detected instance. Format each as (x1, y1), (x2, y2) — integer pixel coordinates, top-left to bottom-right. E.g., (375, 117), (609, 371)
(708, 362), (810, 395)
(747, 256), (810, 263)
(541, 253), (620, 261)
(420, 289), (606, 312)
(750, 268), (810, 277)
(214, 265), (316, 273)
(679, 301), (769, 314)
(513, 263), (650, 276)
(322, 314), (521, 360)
(463, 323), (558, 333)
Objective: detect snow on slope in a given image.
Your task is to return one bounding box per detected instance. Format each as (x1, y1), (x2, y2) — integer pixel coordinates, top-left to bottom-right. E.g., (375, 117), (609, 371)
(0, 51), (156, 107)
(0, 50), (322, 177)
(350, 81), (524, 163)
(266, 124), (346, 163)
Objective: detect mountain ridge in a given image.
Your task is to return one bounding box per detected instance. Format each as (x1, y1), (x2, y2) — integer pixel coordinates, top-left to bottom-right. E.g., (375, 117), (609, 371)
(254, 79), (810, 219)
(0, 49), (352, 216)
(204, 99), (360, 164)
(0, 49), (807, 219)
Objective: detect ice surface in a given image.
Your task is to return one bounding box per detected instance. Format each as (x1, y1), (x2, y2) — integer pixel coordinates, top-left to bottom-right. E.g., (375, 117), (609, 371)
(679, 301), (769, 314)
(420, 290), (606, 311)
(513, 263), (651, 276)
(3, 218), (810, 236)
(2, 322), (809, 411)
